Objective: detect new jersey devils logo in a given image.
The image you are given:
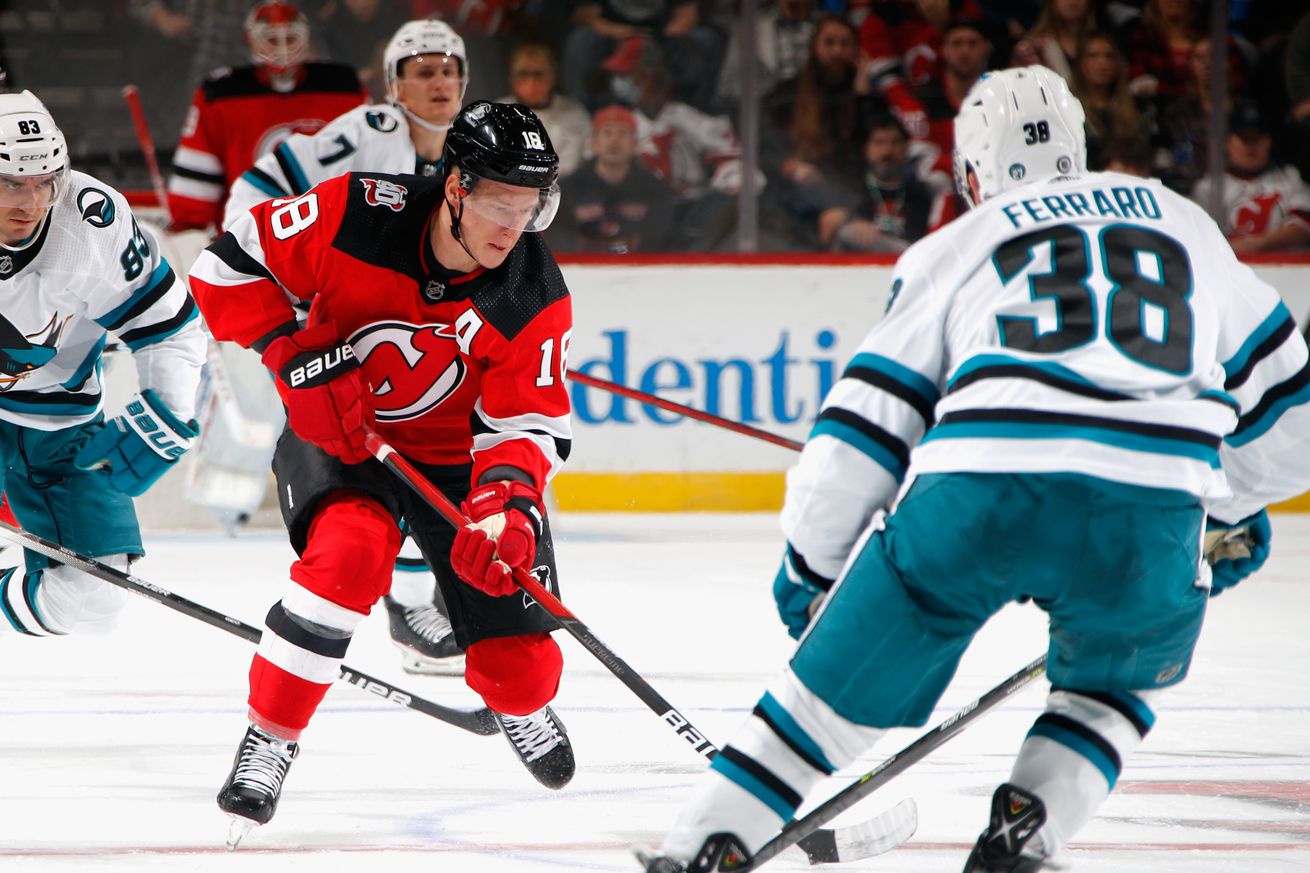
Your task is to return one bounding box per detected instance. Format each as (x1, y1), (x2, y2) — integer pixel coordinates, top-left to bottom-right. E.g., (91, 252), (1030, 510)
(361, 178), (408, 212)
(349, 321), (466, 421)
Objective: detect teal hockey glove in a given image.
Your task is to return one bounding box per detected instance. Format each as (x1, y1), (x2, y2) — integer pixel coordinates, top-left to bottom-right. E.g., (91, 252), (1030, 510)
(773, 544), (835, 640)
(75, 389), (198, 497)
(1204, 510), (1271, 597)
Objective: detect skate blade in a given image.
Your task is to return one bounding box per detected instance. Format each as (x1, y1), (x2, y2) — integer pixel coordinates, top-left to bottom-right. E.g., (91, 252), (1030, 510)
(226, 815), (256, 850)
(399, 650), (466, 676)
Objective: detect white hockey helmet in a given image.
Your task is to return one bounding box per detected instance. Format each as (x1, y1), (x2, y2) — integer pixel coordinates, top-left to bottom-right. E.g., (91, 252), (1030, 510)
(0, 90), (69, 208)
(952, 66), (1086, 207)
(384, 19), (468, 104)
(244, 1), (310, 75)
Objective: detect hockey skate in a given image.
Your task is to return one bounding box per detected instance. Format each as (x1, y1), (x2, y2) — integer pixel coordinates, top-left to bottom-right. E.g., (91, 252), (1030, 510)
(962, 783), (1047, 872)
(632, 833), (754, 872)
(217, 724), (300, 849)
(383, 595), (465, 675)
(494, 705), (575, 790)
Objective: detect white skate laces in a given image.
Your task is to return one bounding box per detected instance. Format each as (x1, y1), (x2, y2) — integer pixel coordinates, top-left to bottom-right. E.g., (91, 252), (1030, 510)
(404, 603), (454, 644)
(233, 728), (298, 796)
(499, 708), (564, 762)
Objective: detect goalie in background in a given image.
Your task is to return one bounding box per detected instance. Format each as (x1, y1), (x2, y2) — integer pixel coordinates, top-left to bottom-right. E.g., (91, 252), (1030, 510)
(0, 91), (204, 638)
(194, 18), (476, 676)
(641, 67), (1310, 873)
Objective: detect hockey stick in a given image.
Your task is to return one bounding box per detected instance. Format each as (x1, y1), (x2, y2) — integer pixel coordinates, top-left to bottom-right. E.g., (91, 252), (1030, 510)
(749, 654), (1048, 867)
(0, 521), (500, 736)
(121, 85), (169, 215)
(566, 369), (804, 452)
(363, 429), (719, 760)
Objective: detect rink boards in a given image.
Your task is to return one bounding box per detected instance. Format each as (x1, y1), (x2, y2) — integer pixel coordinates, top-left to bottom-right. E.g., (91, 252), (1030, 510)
(556, 259), (1310, 512)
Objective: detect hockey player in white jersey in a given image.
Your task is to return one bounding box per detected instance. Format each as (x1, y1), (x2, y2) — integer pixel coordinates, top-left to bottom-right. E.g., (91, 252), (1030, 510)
(0, 91), (204, 636)
(223, 18), (468, 227)
(214, 18), (470, 675)
(640, 67), (1310, 873)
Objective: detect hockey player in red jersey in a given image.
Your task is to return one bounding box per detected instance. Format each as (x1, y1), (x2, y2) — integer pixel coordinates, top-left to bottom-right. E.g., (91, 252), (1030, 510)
(166, 1), (367, 233)
(189, 101), (573, 842)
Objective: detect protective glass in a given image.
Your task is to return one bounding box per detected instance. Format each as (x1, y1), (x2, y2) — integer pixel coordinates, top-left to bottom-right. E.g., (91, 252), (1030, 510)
(461, 175), (561, 233)
(0, 167), (69, 209)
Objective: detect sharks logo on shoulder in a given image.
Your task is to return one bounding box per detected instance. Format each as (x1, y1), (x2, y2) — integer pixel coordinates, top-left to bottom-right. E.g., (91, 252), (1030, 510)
(0, 312), (70, 390)
(365, 110), (399, 133)
(76, 187), (115, 228)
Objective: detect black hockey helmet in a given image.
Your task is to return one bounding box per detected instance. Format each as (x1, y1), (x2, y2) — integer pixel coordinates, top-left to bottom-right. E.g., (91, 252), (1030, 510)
(443, 101), (560, 190)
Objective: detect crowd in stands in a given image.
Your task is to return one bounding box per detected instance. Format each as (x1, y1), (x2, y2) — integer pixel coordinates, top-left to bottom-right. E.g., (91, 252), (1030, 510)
(108, 1), (1310, 254)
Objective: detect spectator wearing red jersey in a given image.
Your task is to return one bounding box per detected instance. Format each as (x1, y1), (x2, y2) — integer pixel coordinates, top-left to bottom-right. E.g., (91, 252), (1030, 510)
(1192, 102), (1310, 255)
(906, 18), (992, 180)
(1127, 0), (1246, 107)
(856, 0), (983, 139)
(166, 1), (367, 233)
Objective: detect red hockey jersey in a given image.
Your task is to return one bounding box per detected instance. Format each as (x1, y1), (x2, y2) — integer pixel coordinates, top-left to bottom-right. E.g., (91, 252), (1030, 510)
(167, 63), (367, 232)
(187, 173), (573, 490)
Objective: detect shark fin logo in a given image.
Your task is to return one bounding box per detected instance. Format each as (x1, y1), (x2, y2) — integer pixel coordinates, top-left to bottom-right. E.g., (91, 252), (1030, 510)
(76, 187), (115, 228)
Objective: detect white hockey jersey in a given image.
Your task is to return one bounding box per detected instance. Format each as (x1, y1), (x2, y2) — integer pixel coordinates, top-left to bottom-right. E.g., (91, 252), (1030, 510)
(223, 103), (437, 230)
(1191, 164), (1310, 240)
(0, 171), (205, 431)
(784, 171), (1310, 579)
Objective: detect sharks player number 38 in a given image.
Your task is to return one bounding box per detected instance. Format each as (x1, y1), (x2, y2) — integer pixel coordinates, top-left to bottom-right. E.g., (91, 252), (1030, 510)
(0, 90), (204, 637)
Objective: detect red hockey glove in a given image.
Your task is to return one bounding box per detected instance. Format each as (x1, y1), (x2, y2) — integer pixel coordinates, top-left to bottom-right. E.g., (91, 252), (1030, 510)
(261, 323), (375, 464)
(450, 481), (544, 597)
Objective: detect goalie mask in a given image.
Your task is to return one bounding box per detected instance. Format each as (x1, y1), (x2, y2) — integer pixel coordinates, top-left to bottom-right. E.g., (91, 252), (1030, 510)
(245, 1), (310, 77)
(443, 101), (560, 234)
(953, 66), (1086, 208)
(0, 90), (69, 212)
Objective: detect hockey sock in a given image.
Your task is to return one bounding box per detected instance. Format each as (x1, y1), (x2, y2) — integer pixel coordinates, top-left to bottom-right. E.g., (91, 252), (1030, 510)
(248, 586), (368, 738)
(465, 633), (562, 715)
(660, 669), (885, 862)
(1008, 687), (1160, 855)
(0, 558), (129, 635)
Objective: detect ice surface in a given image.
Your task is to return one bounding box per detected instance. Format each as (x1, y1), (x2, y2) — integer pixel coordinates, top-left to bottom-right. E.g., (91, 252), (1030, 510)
(0, 512), (1306, 872)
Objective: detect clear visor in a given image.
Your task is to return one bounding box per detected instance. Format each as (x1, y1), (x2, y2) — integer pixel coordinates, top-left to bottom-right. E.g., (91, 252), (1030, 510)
(462, 176), (560, 232)
(0, 167), (69, 209)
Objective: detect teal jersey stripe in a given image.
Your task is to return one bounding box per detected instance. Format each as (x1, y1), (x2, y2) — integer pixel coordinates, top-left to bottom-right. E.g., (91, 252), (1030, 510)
(1226, 380), (1310, 447)
(1223, 303), (1291, 380)
(921, 420), (1220, 467)
(759, 692), (836, 773)
(1109, 692), (1157, 732)
(709, 755), (798, 821)
(95, 260), (173, 329)
(1196, 389), (1240, 412)
(123, 302), (199, 351)
(1029, 721), (1120, 788)
(848, 352), (939, 403)
(242, 169), (286, 198)
(0, 393), (101, 417)
(949, 353), (1103, 391)
(275, 142), (311, 195)
(811, 416), (907, 478)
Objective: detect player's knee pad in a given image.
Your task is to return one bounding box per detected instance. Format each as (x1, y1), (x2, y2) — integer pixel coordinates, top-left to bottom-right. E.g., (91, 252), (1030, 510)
(291, 494), (401, 613)
(465, 632), (562, 715)
(1009, 687), (1161, 855)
